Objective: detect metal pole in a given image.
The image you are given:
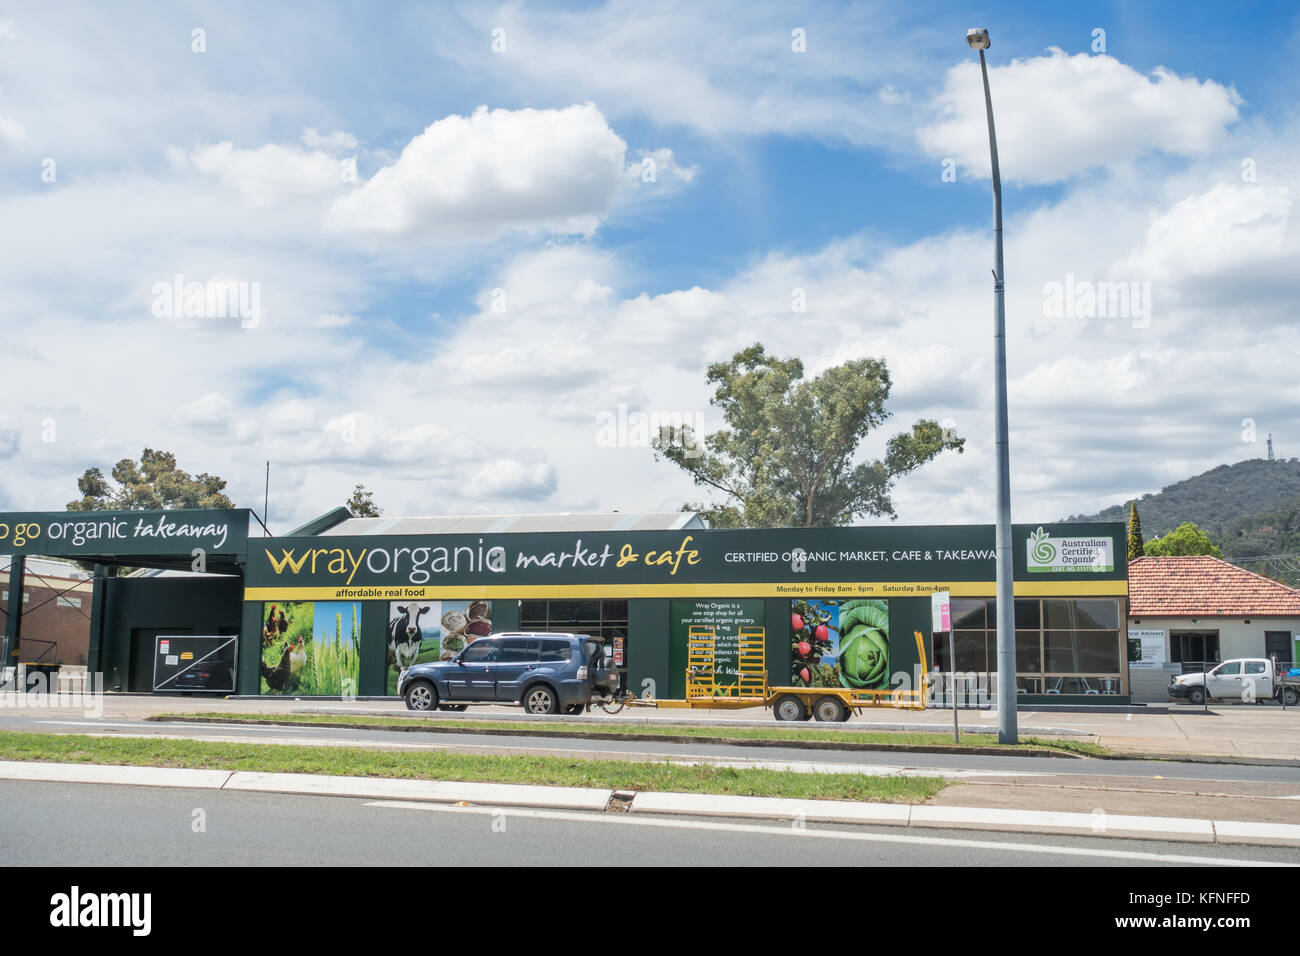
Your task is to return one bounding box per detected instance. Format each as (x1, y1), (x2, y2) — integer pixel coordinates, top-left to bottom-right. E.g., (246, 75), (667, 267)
(3, 555), (24, 688)
(263, 460), (271, 537)
(977, 46), (1018, 744)
(949, 629), (959, 742)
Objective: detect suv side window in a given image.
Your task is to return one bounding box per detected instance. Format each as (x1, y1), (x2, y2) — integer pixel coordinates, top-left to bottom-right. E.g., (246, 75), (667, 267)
(462, 640), (500, 663)
(539, 639), (572, 662)
(500, 640), (539, 663)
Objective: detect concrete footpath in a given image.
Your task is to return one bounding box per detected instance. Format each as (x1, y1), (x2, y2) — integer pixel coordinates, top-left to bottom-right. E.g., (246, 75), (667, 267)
(2, 759), (1297, 851)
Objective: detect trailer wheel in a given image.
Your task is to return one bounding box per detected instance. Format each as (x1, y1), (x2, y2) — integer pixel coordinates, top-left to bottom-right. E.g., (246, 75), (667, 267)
(1282, 687), (1299, 707)
(812, 696), (847, 722)
(773, 695), (807, 722)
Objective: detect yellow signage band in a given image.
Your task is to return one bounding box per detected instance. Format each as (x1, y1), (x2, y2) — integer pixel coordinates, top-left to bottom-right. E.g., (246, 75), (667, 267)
(243, 579), (1128, 602)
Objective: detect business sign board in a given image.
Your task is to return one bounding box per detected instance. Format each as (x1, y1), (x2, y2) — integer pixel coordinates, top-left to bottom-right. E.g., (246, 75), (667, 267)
(244, 523), (1125, 601)
(1026, 526), (1114, 573)
(931, 590), (951, 633)
(0, 509), (249, 559)
(1127, 629), (1167, 669)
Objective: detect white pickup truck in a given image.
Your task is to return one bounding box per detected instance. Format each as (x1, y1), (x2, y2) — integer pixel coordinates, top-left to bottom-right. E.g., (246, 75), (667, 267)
(1168, 658), (1300, 706)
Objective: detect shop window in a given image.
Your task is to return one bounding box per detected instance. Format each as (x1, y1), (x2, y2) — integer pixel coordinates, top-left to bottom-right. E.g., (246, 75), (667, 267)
(1042, 599), (1120, 630)
(985, 599), (1045, 628)
(953, 631), (987, 672)
(519, 601), (548, 626)
(950, 599), (985, 630)
(1044, 631), (1121, 673)
(1015, 631), (1041, 671)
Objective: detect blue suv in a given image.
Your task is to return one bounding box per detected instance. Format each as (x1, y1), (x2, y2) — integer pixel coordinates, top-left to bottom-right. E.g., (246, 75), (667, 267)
(398, 632), (616, 715)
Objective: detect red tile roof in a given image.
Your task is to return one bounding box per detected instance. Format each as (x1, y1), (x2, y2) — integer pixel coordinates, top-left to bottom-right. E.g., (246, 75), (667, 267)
(1128, 555), (1300, 617)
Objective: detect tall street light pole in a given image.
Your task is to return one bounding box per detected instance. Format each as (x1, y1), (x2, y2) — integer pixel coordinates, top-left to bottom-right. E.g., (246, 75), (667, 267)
(966, 27), (1018, 744)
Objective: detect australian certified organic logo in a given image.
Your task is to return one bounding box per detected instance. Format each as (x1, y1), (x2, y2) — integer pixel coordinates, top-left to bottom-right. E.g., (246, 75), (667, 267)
(1026, 527), (1113, 573)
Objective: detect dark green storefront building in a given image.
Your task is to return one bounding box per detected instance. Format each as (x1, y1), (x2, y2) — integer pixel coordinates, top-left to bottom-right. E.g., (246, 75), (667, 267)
(2, 508), (1128, 705)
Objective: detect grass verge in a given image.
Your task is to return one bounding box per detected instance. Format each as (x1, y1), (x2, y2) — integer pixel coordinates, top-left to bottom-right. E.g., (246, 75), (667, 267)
(157, 711), (1108, 756)
(0, 730), (947, 803)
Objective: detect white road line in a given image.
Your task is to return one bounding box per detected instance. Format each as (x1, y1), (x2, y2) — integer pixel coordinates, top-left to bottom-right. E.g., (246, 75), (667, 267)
(361, 800), (1286, 866)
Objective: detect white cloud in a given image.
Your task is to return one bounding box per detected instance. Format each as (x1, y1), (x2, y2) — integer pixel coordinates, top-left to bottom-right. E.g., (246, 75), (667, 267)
(326, 104), (632, 241)
(301, 127), (358, 153)
(917, 49), (1241, 184)
(172, 142), (352, 207)
(468, 459), (559, 500)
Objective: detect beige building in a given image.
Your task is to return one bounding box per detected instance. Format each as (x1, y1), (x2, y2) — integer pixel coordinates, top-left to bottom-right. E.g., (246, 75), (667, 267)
(1126, 555), (1300, 703)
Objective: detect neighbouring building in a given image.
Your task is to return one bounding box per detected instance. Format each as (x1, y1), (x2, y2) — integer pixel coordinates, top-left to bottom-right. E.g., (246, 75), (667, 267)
(1126, 554), (1300, 703)
(0, 556), (93, 666)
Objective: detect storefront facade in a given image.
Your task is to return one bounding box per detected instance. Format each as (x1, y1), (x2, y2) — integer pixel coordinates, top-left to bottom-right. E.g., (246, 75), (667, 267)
(242, 518), (1128, 705)
(3, 508), (1128, 704)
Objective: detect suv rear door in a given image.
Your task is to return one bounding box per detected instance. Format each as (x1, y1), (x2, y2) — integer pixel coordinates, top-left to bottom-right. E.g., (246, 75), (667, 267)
(494, 639), (540, 701)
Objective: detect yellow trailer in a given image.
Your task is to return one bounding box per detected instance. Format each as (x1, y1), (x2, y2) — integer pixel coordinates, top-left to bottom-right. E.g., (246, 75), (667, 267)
(631, 626), (929, 722)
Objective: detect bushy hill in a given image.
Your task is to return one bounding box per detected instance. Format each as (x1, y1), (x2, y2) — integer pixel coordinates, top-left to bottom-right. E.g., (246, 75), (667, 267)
(1064, 458), (1300, 585)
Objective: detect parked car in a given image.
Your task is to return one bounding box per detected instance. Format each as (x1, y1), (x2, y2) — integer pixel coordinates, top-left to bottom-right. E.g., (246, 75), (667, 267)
(1169, 658), (1300, 706)
(398, 632), (618, 714)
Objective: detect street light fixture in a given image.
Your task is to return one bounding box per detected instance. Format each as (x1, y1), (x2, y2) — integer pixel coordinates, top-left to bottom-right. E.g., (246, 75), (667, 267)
(966, 27), (1018, 744)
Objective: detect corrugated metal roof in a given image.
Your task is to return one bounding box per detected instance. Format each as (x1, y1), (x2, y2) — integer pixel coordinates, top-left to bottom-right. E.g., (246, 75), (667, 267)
(0, 556), (91, 581)
(316, 512), (704, 536)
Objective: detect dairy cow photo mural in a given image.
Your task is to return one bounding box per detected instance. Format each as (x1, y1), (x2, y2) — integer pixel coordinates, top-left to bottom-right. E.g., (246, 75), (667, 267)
(386, 600), (493, 694)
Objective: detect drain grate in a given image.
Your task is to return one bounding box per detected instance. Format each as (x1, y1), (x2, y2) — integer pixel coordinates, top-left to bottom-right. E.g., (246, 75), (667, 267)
(606, 790), (636, 812)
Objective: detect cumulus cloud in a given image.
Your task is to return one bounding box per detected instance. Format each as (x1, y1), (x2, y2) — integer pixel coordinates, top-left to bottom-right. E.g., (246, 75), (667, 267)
(468, 459), (559, 499)
(326, 104), (632, 241)
(172, 142), (352, 207)
(917, 49), (1241, 184)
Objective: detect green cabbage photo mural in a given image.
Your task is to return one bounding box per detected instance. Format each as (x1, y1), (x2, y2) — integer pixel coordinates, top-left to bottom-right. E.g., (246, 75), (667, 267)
(791, 598), (890, 690)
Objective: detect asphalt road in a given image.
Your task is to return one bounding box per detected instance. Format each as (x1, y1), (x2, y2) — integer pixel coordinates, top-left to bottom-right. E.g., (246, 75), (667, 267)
(0, 779), (1291, 867)
(9, 714), (1300, 785)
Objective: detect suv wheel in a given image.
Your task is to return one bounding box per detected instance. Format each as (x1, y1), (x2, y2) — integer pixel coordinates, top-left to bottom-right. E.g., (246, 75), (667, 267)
(1186, 686), (1206, 706)
(1282, 687), (1299, 707)
(524, 685), (559, 715)
(404, 680), (438, 711)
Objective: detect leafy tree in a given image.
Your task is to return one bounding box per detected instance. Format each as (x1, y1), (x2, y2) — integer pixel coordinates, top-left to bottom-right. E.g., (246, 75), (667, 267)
(66, 448), (234, 511)
(346, 483), (382, 517)
(1144, 522), (1223, 558)
(1127, 501), (1144, 561)
(652, 343), (964, 527)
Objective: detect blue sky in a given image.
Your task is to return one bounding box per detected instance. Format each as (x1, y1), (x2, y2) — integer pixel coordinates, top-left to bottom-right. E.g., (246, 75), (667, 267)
(1, 1), (1297, 532)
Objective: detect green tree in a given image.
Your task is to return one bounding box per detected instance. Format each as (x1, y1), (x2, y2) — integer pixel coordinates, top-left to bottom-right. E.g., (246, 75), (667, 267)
(346, 483), (382, 517)
(1144, 522), (1223, 558)
(652, 343), (964, 527)
(66, 448), (234, 511)
(1127, 501), (1144, 561)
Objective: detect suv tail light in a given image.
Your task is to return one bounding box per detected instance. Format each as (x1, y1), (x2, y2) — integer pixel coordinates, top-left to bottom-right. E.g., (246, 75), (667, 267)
(576, 665), (588, 680)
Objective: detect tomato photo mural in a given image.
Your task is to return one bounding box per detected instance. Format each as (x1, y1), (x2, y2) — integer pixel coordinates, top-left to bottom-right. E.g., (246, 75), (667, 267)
(790, 598), (890, 690)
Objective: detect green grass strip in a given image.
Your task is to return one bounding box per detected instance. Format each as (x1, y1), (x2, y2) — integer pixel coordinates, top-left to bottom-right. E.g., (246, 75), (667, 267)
(0, 730), (948, 804)
(160, 711), (1108, 756)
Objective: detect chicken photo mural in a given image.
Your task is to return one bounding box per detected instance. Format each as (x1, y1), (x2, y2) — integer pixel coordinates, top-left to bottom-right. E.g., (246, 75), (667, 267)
(260, 601), (362, 696)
